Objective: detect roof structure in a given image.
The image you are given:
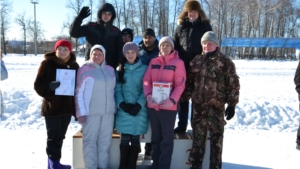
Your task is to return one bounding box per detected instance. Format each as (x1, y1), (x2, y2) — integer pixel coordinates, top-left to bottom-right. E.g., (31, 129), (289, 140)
(221, 37), (300, 49)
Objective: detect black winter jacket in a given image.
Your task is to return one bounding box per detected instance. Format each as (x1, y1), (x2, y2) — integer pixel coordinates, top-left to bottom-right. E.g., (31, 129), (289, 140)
(69, 3), (123, 69)
(173, 18), (212, 71)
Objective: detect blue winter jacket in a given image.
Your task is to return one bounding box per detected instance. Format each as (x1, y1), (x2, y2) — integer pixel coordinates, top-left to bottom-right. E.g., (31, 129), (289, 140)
(115, 59), (148, 135)
(138, 40), (159, 65)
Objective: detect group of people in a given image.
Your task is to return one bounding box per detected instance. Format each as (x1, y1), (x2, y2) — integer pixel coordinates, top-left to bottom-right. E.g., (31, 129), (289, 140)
(33, 1), (241, 169)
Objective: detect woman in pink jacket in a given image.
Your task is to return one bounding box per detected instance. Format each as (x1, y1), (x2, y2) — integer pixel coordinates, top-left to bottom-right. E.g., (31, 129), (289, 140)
(143, 36), (186, 169)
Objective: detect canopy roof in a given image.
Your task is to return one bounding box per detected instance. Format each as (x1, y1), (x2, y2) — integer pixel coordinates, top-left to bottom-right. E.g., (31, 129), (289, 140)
(221, 37), (300, 48)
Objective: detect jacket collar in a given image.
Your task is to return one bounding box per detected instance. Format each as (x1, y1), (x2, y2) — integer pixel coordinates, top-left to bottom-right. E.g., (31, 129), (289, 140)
(158, 50), (179, 63)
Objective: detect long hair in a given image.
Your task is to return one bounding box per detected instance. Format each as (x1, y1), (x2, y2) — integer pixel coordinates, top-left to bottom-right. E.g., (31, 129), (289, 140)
(117, 56), (139, 84)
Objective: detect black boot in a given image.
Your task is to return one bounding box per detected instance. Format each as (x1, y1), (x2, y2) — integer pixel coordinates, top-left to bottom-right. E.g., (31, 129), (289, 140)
(128, 146), (140, 169)
(119, 145), (130, 169)
(144, 143), (152, 156)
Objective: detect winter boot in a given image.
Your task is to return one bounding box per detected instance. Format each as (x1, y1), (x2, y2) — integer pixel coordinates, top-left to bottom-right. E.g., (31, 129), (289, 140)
(48, 158), (61, 169)
(127, 146), (140, 169)
(144, 143), (152, 157)
(60, 163), (71, 169)
(297, 144), (300, 151)
(119, 145), (130, 169)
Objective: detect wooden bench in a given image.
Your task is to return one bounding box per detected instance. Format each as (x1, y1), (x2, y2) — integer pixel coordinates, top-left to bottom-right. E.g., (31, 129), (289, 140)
(73, 128), (210, 169)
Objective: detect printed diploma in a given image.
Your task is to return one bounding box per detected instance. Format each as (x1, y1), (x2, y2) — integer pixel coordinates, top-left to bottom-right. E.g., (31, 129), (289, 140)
(55, 69), (76, 96)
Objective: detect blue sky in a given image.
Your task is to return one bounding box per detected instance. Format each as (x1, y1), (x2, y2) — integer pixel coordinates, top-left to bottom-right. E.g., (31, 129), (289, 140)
(8, 0), (80, 40)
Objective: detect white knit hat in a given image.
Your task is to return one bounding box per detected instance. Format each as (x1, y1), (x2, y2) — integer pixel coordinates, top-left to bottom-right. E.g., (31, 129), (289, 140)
(201, 31), (219, 46)
(158, 36), (174, 50)
(90, 44), (106, 59)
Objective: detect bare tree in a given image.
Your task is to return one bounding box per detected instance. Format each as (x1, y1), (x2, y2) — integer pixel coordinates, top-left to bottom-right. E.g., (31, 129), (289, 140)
(15, 12), (27, 55)
(65, 0), (86, 52)
(0, 0), (13, 55)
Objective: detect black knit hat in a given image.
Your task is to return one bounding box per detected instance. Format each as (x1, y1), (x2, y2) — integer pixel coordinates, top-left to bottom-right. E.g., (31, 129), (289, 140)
(142, 28), (156, 37)
(121, 28), (134, 41)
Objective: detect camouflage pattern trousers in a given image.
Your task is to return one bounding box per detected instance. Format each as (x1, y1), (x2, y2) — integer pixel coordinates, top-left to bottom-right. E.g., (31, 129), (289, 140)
(189, 104), (226, 169)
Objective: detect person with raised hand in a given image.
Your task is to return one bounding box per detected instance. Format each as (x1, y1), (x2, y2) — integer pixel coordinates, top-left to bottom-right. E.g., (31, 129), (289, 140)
(182, 31), (240, 169)
(70, 3), (123, 69)
(34, 39), (79, 169)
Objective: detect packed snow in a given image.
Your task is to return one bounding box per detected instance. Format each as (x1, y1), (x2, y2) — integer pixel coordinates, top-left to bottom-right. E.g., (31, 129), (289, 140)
(0, 54), (299, 169)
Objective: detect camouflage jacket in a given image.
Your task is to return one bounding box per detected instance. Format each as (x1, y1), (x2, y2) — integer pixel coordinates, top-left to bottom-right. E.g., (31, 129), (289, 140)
(182, 48), (240, 110)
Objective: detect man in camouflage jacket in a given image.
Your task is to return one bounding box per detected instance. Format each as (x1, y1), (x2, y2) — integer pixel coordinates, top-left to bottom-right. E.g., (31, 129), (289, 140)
(182, 31), (240, 169)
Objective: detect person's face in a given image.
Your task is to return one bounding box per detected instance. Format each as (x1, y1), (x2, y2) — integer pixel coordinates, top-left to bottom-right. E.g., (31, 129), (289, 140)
(160, 42), (172, 56)
(202, 41), (218, 53)
(188, 10), (199, 21)
(122, 34), (132, 43)
(55, 46), (70, 59)
(101, 11), (112, 23)
(125, 50), (137, 64)
(143, 35), (156, 49)
(91, 49), (104, 65)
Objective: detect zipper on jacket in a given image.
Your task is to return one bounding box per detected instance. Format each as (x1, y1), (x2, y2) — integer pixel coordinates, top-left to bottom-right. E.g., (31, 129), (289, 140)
(99, 67), (108, 113)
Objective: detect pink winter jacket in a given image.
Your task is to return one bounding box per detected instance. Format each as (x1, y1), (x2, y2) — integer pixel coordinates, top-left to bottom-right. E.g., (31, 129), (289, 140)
(143, 50), (186, 111)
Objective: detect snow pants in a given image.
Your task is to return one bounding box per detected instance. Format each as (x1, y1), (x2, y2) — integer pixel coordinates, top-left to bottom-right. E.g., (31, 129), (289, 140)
(189, 104), (226, 169)
(82, 113), (114, 169)
(148, 108), (177, 169)
(45, 115), (71, 161)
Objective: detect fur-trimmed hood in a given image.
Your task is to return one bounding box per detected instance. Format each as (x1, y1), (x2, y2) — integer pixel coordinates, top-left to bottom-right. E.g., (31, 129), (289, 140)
(177, 0), (210, 25)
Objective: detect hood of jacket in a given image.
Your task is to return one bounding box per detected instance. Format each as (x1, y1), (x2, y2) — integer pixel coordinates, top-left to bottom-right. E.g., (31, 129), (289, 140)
(97, 3), (116, 25)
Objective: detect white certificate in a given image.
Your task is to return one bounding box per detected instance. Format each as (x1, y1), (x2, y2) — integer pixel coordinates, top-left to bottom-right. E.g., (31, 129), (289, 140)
(55, 69), (76, 96)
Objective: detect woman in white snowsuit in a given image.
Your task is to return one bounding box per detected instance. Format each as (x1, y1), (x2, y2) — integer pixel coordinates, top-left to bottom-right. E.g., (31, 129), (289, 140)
(75, 45), (116, 169)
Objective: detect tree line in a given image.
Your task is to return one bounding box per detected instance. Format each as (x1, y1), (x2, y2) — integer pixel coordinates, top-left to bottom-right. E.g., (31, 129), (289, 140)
(1, 0), (300, 57)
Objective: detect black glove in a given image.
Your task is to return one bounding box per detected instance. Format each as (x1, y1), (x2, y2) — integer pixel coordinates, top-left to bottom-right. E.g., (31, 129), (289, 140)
(119, 102), (134, 113)
(78, 6), (91, 19)
(49, 81), (60, 91)
(128, 103), (142, 116)
(225, 106), (235, 120)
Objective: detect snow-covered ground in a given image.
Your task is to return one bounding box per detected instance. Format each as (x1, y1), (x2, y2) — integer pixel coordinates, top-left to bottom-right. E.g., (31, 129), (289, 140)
(0, 54), (299, 169)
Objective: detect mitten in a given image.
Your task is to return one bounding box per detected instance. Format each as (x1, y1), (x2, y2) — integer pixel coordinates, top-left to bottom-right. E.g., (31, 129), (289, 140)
(49, 81), (60, 91)
(78, 6), (91, 19)
(225, 106), (235, 120)
(146, 94), (158, 106)
(78, 116), (87, 125)
(119, 102), (133, 113)
(159, 98), (175, 108)
(128, 103), (142, 116)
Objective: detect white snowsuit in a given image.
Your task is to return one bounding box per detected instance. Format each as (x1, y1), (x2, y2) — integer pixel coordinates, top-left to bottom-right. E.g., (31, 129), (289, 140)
(75, 45), (116, 169)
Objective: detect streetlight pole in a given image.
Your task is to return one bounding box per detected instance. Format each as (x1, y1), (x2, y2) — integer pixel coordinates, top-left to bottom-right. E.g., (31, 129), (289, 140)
(31, 0), (39, 56)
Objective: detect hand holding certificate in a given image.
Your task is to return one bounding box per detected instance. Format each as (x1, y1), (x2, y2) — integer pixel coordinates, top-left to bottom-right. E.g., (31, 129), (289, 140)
(55, 69), (76, 96)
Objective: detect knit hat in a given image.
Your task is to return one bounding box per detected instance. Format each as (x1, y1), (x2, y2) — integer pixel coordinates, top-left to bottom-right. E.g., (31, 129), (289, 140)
(121, 28), (134, 41)
(122, 42), (139, 56)
(142, 28), (156, 37)
(54, 39), (72, 52)
(90, 44), (106, 59)
(158, 36), (174, 50)
(201, 31), (219, 46)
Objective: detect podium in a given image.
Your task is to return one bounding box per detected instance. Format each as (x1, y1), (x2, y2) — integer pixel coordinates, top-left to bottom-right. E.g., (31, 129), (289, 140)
(73, 129), (210, 169)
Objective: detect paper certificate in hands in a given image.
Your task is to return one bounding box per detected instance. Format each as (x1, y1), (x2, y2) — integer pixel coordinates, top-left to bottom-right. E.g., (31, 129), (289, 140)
(152, 82), (173, 103)
(55, 69), (76, 96)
